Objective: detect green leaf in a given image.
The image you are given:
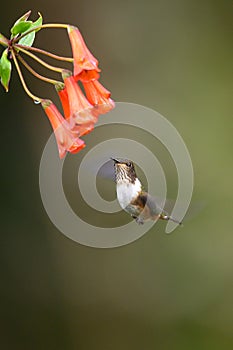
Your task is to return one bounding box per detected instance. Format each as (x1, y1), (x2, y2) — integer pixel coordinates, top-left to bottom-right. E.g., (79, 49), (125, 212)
(31, 12), (43, 32)
(0, 33), (9, 47)
(18, 13), (43, 47)
(11, 21), (32, 36)
(10, 10), (32, 38)
(18, 28), (35, 47)
(0, 49), (12, 92)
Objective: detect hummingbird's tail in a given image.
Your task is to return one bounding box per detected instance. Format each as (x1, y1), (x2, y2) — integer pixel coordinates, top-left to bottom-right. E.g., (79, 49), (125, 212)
(159, 213), (183, 226)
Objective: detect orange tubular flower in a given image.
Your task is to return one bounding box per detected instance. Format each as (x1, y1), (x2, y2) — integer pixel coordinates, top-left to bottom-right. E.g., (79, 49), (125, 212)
(56, 83), (95, 137)
(42, 100), (85, 159)
(67, 25), (100, 78)
(63, 74), (98, 125)
(83, 80), (115, 115)
(56, 84), (70, 119)
(72, 122), (95, 136)
(74, 69), (100, 83)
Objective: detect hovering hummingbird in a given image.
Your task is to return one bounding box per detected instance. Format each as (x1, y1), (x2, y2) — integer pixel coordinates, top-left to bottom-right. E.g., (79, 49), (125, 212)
(111, 158), (183, 226)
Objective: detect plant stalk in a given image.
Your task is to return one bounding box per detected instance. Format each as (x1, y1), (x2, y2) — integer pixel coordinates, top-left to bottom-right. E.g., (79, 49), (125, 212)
(11, 49), (42, 102)
(17, 46), (64, 73)
(15, 44), (73, 62)
(17, 54), (61, 85)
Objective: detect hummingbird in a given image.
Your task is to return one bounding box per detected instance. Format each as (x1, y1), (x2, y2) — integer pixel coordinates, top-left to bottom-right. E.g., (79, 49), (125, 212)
(111, 158), (183, 226)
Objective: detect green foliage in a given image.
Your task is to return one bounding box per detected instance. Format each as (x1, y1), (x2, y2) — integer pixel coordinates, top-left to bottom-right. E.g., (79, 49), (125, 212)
(0, 49), (11, 92)
(10, 10), (32, 37)
(11, 22), (32, 37)
(0, 33), (8, 47)
(10, 11), (43, 47)
(0, 11), (43, 92)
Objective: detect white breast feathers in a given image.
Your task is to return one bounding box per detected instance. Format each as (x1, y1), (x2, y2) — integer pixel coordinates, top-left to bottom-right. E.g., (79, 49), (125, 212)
(116, 178), (142, 209)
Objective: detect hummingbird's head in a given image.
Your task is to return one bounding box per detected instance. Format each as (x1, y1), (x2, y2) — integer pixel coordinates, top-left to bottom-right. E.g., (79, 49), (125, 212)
(111, 158), (137, 183)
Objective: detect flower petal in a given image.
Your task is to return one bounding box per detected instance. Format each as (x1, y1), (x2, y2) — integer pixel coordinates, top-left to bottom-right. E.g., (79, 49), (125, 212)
(63, 75), (97, 125)
(42, 99), (85, 158)
(82, 80), (115, 116)
(74, 69), (100, 83)
(67, 25), (100, 77)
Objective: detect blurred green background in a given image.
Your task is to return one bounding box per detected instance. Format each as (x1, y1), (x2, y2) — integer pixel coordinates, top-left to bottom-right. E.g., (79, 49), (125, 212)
(1, 0), (233, 349)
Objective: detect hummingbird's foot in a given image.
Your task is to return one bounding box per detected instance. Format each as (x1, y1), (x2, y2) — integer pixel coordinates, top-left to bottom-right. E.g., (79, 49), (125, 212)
(134, 216), (144, 225)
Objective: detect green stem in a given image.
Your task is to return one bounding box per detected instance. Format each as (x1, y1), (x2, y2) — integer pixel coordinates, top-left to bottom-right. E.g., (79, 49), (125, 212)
(15, 44), (73, 62)
(0, 33), (9, 47)
(17, 46), (64, 73)
(11, 49), (43, 102)
(17, 54), (62, 85)
(13, 23), (69, 44)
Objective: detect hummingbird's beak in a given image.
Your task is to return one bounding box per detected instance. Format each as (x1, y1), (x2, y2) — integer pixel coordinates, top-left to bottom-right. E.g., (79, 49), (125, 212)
(111, 157), (120, 164)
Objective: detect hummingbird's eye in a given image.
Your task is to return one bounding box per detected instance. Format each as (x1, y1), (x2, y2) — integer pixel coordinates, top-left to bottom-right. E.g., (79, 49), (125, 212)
(126, 162), (132, 167)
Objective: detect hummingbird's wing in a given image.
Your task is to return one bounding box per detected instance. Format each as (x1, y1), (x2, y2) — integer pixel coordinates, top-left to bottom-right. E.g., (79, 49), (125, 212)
(140, 192), (163, 216)
(145, 194), (205, 223)
(97, 160), (115, 181)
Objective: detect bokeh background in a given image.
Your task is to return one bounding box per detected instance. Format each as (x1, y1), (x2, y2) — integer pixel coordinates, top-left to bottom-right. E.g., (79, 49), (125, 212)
(1, 0), (232, 349)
